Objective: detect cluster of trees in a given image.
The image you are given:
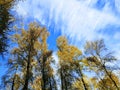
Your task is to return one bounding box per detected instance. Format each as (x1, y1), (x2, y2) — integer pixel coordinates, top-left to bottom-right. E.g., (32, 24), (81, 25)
(0, 0), (120, 90)
(1, 22), (120, 90)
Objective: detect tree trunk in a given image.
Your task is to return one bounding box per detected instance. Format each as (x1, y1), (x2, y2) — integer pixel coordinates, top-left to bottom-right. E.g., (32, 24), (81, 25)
(78, 68), (88, 90)
(49, 78), (52, 90)
(11, 76), (15, 90)
(60, 69), (64, 90)
(64, 76), (67, 90)
(42, 55), (46, 90)
(22, 59), (30, 90)
(103, 66), (119, 90)
(63, 68), (68, 90)
(22, 38), (33, 90)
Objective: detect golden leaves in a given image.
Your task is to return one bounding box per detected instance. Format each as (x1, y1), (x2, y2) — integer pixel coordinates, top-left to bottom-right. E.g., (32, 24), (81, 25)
(72, 76), (91, 90)
(57, 36), (68, 48)
(95, 72), (120, 90)
(34, 41), (41, 50)
(14, 74), (21, 90)
(57, 36), (82, 64)
(31, 76), (42, 90)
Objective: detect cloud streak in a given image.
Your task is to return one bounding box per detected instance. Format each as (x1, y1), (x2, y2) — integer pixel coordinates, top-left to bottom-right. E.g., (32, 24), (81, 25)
(15, 0), (120, 39)
(15, 0), (120, 58)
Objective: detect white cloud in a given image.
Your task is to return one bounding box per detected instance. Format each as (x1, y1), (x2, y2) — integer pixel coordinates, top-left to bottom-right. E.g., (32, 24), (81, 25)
(115, 0), (120, 13)
(15, 0), (120, 59)
(15, 0), (120, 40)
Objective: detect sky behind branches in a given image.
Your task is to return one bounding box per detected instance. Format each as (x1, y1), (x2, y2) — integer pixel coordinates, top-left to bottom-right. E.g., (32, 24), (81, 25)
(0, 0), (120, 82)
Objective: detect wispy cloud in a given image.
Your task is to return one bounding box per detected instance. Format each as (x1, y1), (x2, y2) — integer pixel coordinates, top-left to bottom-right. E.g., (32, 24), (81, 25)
(15, 0), (120, 58)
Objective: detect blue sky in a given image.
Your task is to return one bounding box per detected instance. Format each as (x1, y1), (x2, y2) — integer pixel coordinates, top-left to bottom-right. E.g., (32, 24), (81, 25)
(0, 0), (120, 83)
(15, 0), (120, 58)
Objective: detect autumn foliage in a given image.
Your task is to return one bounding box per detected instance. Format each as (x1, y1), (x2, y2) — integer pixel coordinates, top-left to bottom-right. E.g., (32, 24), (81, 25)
(1, 22), (120, 90)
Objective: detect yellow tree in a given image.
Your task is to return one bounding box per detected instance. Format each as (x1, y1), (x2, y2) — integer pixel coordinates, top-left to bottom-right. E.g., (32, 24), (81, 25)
(9, 22), (57, 90)
(57, 36), (88, 90)
(10, 22), (48, 90)
(34, 26), (57, 90)
(84, 39), (120, 90)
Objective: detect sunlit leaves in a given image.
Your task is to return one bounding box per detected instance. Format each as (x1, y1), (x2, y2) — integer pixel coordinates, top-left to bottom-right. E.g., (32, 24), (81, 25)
(31, 76), (42, 90)
(97, 73), (120, 90)
(57, 36), (82, 64)
(72, 76), (91, 90)
(57, 36), (84, 90)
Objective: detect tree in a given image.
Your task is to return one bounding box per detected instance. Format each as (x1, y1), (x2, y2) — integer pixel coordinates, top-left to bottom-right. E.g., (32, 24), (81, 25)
(34, 25), (57, 90)
(11, 22), (45, 90)
(57, 36), (87, 90)
(84, 39), (120, 90)
(3, 22), (57, 90)
(0, 0), (21, 54)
